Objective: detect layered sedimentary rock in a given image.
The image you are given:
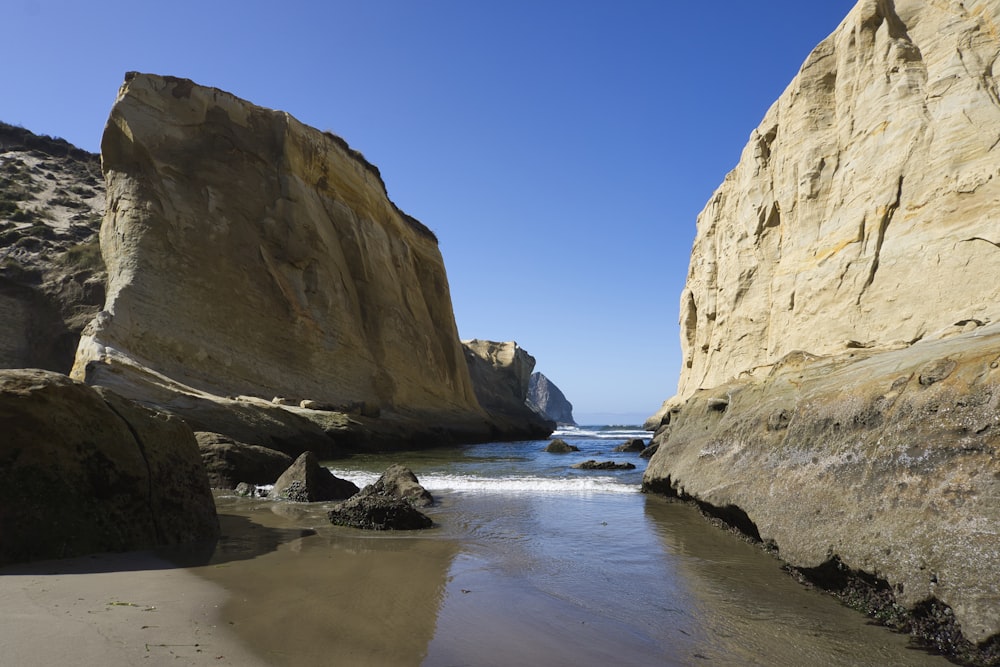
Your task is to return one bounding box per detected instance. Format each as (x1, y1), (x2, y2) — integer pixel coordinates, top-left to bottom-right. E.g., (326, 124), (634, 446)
(462, 339), (554, 438)
(0, 123), (105, 373)
(72, 72), (514, 449)
(666, 0), (1000, 402)
(644, 0), (1000, 651)
(526, 372), (576, 425)
(0, 369), (218, 564)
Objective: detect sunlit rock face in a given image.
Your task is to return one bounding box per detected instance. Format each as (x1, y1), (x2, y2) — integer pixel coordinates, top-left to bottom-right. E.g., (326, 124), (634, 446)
(73, 72), (493, 446)
(673, 0), (1000, 400)
(645, 0), (1000, 650)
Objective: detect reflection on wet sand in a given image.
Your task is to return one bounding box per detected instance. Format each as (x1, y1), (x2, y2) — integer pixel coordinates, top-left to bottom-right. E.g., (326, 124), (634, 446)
(643, 496), (950, 666)
(192, 495), (458, 666)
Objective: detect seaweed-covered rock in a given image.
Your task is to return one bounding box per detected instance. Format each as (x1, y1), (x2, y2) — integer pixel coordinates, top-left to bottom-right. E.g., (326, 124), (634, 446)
(613, 438), (646, 453)
(571, 460), (635, 470)
(328, 494), (433, 531)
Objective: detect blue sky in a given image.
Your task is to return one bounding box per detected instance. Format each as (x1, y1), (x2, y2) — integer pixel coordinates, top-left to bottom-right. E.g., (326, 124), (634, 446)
(4, 1), (856, 424)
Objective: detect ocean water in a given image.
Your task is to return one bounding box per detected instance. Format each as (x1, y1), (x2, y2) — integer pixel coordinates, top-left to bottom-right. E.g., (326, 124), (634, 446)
(295, 426), (952, 667)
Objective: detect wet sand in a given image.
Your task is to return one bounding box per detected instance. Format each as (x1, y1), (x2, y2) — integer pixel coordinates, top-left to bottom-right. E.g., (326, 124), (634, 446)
(0, 491), (955, 667)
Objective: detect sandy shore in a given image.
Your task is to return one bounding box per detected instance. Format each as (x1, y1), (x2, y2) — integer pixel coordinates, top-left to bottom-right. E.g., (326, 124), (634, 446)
(0, 549), (269, 666)
(0, 496), (458, 667)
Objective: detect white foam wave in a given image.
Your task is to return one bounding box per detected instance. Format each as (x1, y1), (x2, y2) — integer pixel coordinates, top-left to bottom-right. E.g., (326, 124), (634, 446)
(552, 426), (650, 440)
(326, 470), (639, 495)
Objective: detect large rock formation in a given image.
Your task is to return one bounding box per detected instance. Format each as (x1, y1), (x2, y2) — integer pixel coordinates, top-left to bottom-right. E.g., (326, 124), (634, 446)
(663, 0), (1000, 402)
(526, 372), (576, 425)
(462, 339), (554, 439)
(0, 369), (218, 564)
(71, 72), (541, 451)
(644, 0), (1000, 655)
(0, 123), (105, 374)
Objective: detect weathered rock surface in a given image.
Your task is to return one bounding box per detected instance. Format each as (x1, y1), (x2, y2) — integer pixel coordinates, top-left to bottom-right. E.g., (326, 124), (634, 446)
(0, 368), (218, 564)
(196, 431), (293, 489)
(645, 1), (1000, 653)
(662, 0), (1000, 404)
(645, 326), (1000, 644)
(1, 123), (105, 374)
(361, 464), (434, 507)
(270, 451), (359, 502)
(462, 339), (554, 439)
(71, 72), (521, 450)
(526, 372), (576, 425)
(544, 438), (579, 453)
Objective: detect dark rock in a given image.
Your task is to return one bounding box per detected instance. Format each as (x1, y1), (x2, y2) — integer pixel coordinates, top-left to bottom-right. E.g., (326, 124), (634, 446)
(571, 460), (636, 470)
(196, 431), (293, 489)
(613, 438), (646, 453)
(270, 451), (359, 502)
(328, 494), (433, 530)
(544, 438), (579, 453)
(363, 464), (433, 507)
(0, 369), (218, 565)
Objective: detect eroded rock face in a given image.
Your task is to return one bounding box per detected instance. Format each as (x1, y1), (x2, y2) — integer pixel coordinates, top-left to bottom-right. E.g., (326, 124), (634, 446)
(644, 0), (1000, 651)
(462, 339), (554, 438)
(72, 73), (493, 447)
(0, 369), (218, 564)
(669, 0), (1000, 402)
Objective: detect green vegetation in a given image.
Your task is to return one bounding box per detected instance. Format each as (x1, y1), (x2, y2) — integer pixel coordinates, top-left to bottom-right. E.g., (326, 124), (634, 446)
(61, 238), (104, 272)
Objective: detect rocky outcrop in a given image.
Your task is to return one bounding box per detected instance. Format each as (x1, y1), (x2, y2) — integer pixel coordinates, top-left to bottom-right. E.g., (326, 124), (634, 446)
(270, 452), (359, 502)
(327, 494), (433, 531)
(644, 0), (1000, 654)
(526, 372), (576, 425)
(0, 123), (105, 374)
(70, 72), (535, 450)
(0, 369), (217, 564)
(613, 438), (646, 453)
(462, 339), (554, 438)
(195, 431), (293, 489)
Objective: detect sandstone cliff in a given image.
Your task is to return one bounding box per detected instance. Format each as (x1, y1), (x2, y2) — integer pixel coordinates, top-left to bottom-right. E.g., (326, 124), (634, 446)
(462, 339), (555, 438)
(526, 372), (576, 425)
(667, 0), (1000, 402)
(0, 123), (105, 373)
(644, 0), (1000, 656)
(72, 73), (536, 451)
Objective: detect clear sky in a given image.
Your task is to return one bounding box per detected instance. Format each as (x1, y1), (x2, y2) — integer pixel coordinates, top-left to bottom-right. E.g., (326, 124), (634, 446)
(4, 1), (857, 424)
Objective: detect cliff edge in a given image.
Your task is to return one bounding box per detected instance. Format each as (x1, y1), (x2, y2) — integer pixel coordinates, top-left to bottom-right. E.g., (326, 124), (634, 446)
(72, 73), (540, 453)
(644, 0), (1000, 657)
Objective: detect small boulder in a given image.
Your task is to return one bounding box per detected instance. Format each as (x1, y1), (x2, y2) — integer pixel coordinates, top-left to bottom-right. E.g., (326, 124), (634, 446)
(328, 494), (433, 530)
(364, 464), (433, 507)
(613, 438), (646, 453)
(571, 460), (636, 470)
(544, 438), (579, 453)
(196, 431), (293, 489)
(270, 452), (359, 502)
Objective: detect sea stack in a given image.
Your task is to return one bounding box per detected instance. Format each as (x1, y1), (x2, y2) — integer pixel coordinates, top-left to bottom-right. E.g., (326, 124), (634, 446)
(72, 72), (547, 451)
(644, 0), (1000, 653)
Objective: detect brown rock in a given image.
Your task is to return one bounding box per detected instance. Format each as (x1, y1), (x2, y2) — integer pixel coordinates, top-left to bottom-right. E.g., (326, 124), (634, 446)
(270, 452), (359, 502)
(195, 431), (293, 489)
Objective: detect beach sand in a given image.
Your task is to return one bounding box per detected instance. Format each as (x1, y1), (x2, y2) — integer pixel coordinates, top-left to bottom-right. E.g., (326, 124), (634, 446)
(0, 496), (457, 667)
(0, 549), (269, 666)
